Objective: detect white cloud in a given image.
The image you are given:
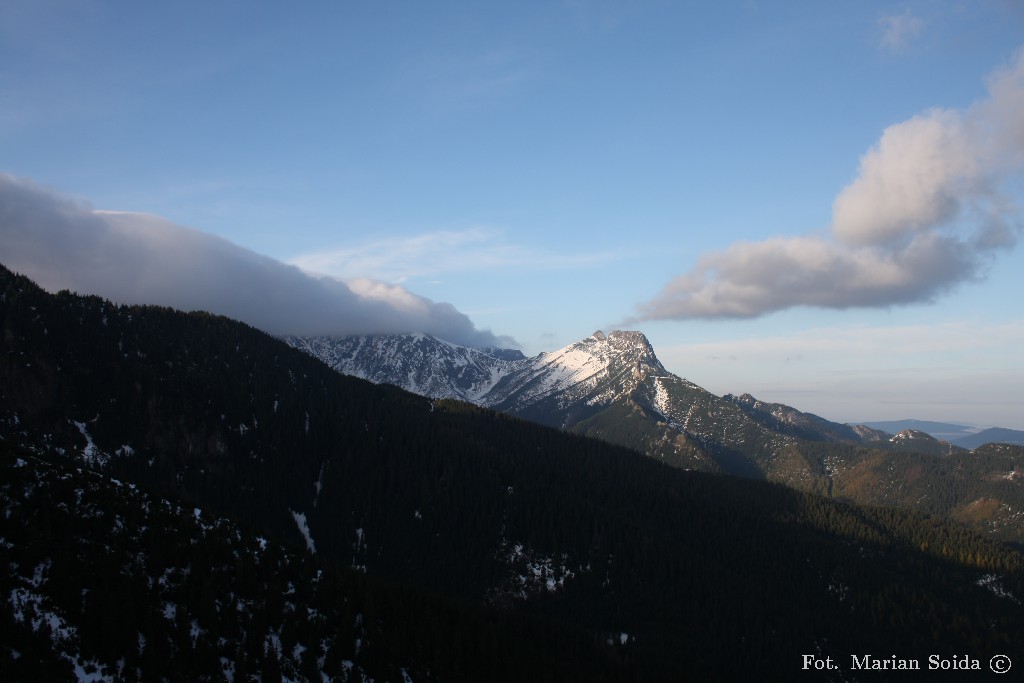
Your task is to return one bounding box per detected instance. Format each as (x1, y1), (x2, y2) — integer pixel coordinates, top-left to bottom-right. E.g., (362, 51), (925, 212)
(0, 173), (514, 348)
(632, 47), (1024, 322)
(831, 109), (976, 245)
(878, 9), (924, 52)
(290, 227), (619, 282)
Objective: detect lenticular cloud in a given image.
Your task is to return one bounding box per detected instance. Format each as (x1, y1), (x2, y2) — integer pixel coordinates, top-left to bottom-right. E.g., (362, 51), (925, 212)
(632, 48), (1024, 322)
(0, 173), (513, 349)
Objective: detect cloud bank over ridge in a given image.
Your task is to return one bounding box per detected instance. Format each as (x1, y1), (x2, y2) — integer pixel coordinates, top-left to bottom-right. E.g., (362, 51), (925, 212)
(631, 48), (1024, 322)
(0, 173), (514, 349)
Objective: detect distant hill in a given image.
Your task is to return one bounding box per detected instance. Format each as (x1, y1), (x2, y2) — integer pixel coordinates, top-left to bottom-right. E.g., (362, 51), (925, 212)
(953, 427), (1024, 449)
(855, 419), (976, 440)
(856, 420), (1024, 449)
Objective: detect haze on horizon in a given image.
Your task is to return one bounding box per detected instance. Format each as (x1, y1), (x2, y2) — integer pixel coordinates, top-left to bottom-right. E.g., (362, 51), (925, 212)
(1, 1), (1022, 429)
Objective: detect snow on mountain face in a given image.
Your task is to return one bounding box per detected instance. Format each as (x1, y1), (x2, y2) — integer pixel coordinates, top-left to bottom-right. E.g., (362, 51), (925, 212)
(285, 330), (668, 415)
(891, 429), (934, 443)
(483, 330), (668, 412)
(283, 334), (526, 402)
(285, 329), (827, 476)
(284, 329), (864, 476)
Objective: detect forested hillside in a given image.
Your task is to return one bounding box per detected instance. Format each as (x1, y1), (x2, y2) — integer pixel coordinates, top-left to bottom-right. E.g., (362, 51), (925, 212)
(3, 263), (1024, 681)
(0, 443), (622, 682)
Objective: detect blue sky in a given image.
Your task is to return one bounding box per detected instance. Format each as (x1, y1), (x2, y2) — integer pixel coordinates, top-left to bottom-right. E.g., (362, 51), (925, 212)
(2, 1), (1023, 428)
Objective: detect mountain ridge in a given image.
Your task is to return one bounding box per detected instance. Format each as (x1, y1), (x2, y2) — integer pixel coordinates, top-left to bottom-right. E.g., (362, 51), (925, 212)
(289, 330), (1021, 451)
(285, 329), (889, 473)
(287, 329), (1024, 544)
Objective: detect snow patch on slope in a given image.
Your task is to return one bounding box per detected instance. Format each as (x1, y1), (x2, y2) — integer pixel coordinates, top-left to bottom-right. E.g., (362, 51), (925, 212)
(290, 510), (316, 554)
(72, 419), (109, 468)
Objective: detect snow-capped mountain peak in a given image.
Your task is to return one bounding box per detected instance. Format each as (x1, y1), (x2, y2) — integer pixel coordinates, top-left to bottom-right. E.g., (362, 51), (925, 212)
(545, 330), (664, 378)
(284, 329), (667, 413)
(480, 330), (665, 410)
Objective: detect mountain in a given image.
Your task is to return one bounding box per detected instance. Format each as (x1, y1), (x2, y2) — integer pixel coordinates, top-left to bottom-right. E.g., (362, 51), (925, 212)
(287, 330), (669, 410)
(284, 333), (525, 403)
(483, 330), (666, 414)
(286, 330), (805, 474)
(284, 330), (931, 474)
(287, 330), (1024, 543)
(6, 262), (1024, 679)
(953, 428), (1024, 449)
(724, 392), (890, 443)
